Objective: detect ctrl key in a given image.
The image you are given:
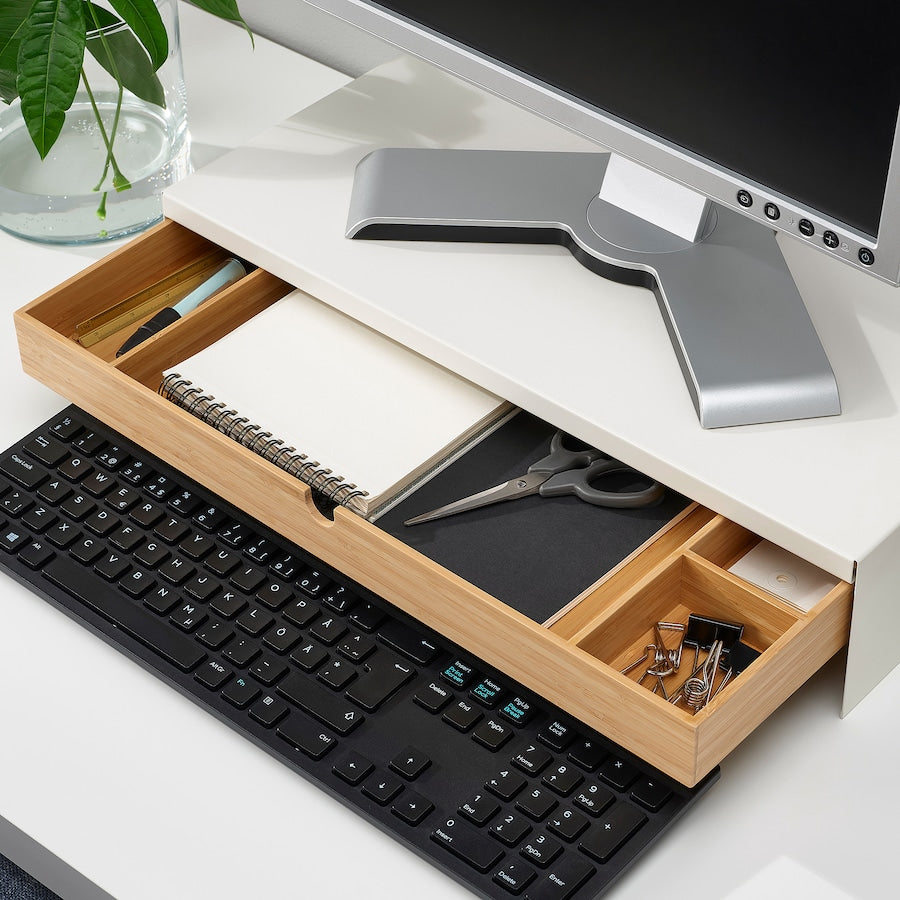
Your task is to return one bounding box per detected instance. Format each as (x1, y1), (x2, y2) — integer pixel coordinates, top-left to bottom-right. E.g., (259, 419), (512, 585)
(430, 817), (503, 874)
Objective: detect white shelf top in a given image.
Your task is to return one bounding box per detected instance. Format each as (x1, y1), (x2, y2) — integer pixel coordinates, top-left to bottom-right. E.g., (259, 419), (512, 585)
(164, 56), (900, 585)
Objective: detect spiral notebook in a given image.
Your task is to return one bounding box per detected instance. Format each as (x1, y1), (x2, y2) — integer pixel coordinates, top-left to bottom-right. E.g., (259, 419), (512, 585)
(160, 290), (513, 520)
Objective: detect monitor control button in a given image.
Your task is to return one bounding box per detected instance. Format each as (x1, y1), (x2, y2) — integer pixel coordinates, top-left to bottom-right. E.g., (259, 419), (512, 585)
(823, 230), (840, 249)
(798, 219), (815, 237)
(764, 202), (780, 220)
(858, 247), (875, 266)
(736, 189), (753, 208)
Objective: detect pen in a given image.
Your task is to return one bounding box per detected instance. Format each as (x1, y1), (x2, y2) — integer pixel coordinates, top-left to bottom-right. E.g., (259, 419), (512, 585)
(115, 257), (249, 356)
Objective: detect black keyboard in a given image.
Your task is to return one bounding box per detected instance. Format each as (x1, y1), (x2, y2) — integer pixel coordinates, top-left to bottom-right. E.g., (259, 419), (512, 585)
(0, 408), (717, 899)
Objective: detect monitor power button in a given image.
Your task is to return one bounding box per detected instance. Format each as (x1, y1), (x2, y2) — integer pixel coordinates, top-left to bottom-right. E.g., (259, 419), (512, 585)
(858, 247), (875, 266)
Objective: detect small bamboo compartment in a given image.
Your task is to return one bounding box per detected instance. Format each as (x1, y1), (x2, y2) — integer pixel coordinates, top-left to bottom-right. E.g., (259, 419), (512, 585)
(14, 220), (853, 787)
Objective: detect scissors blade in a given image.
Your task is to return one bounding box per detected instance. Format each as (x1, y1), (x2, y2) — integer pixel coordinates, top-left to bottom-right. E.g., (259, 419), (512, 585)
(404, 471), (548, 526)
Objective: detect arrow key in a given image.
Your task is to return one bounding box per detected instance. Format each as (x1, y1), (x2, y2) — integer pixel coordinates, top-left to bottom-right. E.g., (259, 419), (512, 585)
(333, 751), (374, 786)
(362, 770), (404, 805)
(392, 790), (434, 826)
(389, 745), (431, 780)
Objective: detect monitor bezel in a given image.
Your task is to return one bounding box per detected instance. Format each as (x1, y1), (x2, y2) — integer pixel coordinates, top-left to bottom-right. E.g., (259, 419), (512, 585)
(305, 0), (900, 285)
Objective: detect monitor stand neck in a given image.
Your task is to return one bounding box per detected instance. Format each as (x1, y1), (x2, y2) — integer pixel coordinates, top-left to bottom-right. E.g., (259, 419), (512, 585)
(347, 148), (840, 428)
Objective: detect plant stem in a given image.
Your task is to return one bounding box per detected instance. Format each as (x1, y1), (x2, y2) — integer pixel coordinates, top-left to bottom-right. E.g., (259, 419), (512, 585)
(84, 6), (132, 200)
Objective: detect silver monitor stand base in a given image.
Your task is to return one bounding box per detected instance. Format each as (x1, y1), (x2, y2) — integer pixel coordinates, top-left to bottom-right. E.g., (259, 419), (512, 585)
(346, 148), (840, 429)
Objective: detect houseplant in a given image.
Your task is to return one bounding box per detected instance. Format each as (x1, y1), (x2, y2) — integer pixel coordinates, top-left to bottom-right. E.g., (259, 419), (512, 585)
(0, 0), (250, 242)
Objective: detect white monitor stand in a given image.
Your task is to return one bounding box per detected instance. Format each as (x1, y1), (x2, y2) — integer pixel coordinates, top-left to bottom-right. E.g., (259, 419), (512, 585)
(347, 147), (840, 429)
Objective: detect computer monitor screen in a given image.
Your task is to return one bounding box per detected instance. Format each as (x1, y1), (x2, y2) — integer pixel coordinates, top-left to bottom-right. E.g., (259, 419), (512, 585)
(309, 0), (900, 283)
(372, 1), (897, 242)
(303, 1), (900, 427)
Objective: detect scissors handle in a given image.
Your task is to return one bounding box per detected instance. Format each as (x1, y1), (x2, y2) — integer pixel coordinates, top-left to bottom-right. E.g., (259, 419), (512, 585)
(528, 430), (604, 475)
(540, 458), (665, 508)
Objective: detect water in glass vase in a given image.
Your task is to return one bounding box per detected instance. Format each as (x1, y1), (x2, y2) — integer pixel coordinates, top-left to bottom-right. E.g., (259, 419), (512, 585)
(0, 93), (190, 244)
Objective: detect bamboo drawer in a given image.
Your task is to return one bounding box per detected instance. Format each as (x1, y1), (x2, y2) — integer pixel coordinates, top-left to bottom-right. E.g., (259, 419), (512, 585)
(13, 219), (852, 787)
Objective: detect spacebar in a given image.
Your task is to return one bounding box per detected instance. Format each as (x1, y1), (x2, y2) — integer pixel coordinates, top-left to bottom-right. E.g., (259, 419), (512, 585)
(43, 556), (206, 673)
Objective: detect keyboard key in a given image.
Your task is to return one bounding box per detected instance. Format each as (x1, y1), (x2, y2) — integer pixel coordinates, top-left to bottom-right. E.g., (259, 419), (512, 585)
(58, 455), (92, 483)
(43, 555), (206, 672)
(378, 619), (439, 665)
(630, 778), (673, 812)
(276, 716), (335, 760)
(526, 856), (595, 899)
(490, 811), (532, 847)
(277, 670), (365, 735)
(333, 752), (374, 786)
(289, 640), (329, 672)
(492, 860), (536, 894)
(23, 435), (68, 468)
(263, 622), (302, 654)
(80, 470), (115, 497)
(546, 808), (589, 843)
(392, 791), (434, 826)
(413, 680), (454, 713)
(568, 739), (606, 772)
(541, 764), (583, 797)
(248, 694), (289, 728)
(223, 637), (260, 668)
(572, 784), (615, 817)
(515, 787), (558, 822)
(473, 717), (513, 752)
(345, 655), (415, 711)
(485, 769), (527, 802)
(431, 817), (504, 874)
(169, 602), (207, 633)
(1, 452), (46, 488)
(231, 564), (267, 594)
(0, 526), (29, 553)
(317, 658), (356, 691)
(500, 695), (536, 726)
(48, 415), (82, 442)
(195, 620), (233, 650)
(441, 659), (476, 688)
(577, 803), (647, 863)
(205, 547), (241, 577)
(458, 793), (500, 827)
(470, 677), (504, 708)
(321, 584), (357, 614)
(309, 614), (347, 646)
(236, 606), (274, 637)
(192, 504), (227, 532)
(195, 659), (232, 691)
(221, 676), (260, 709)
(512, 744), (553, 776)
(18, 539), (54, 570)
(389, 746), (431, 780)
(282, 597), (319, 628)
(348, 602), (385, 633)
(520, 833), (563, 869)
(22, 504), (59, 534)
(296, 568), (330, 598)
(362, 771), (404, 805)
(443, 700), (483, 733)
(538, 720), (577, 753)
(598, 756), (639, 791)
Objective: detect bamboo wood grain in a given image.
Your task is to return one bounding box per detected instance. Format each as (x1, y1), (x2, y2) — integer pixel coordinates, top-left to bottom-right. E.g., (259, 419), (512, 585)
(12, 220), (855, 787)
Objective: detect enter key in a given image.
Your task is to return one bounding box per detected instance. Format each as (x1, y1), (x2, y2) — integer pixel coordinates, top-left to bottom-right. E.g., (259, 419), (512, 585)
(347, 653), (416, 711)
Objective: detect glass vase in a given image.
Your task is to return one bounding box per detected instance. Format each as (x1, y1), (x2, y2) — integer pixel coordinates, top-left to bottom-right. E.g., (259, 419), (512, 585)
(0, 0), (190, 244)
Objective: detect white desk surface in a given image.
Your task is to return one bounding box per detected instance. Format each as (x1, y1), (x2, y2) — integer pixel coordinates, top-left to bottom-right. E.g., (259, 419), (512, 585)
(3, 9), (900, 900)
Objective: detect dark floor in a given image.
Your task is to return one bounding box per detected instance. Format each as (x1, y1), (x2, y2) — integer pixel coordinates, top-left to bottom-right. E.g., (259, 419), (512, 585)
(0, 855), (61, 900)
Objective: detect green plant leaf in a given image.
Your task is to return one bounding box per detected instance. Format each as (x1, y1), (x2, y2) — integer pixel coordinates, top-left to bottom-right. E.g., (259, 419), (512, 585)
(17, 0), (87, 158)
(187, 0), (252, 44)
(0, 67), (18, 103)
(84, 3), (164, 107)
(105, 0), (167, 70)
(0, 0), (36, 76)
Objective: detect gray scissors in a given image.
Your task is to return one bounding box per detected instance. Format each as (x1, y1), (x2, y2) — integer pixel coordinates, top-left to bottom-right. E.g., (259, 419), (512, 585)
(404, 429), (665, 526)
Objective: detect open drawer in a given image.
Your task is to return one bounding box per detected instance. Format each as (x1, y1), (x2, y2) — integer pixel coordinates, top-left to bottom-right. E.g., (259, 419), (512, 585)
(13, 219), (853, 787)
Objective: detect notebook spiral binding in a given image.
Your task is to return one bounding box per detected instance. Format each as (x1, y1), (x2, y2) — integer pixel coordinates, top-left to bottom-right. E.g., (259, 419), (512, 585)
(159, 374), (369, 511)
